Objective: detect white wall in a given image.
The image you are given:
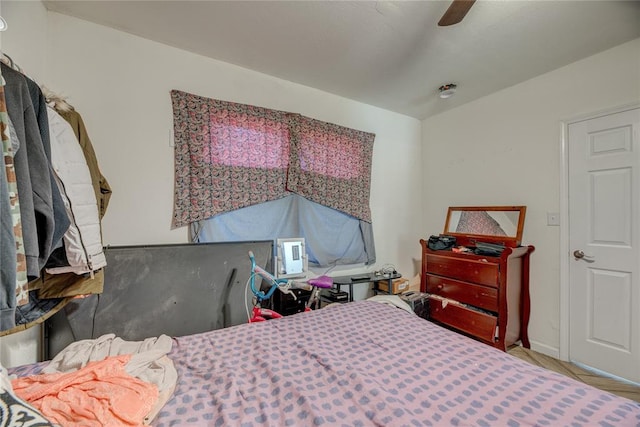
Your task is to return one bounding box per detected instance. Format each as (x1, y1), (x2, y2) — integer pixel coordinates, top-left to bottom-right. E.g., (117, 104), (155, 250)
(41, 12), (423, 278)
(421, 38), (640, 356)
(0, 2), (423, 365)
(0, 0), (47, 79)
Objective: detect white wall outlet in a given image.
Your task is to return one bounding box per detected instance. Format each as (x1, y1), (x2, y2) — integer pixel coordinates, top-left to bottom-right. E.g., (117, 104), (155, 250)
(547, 212), (560, 226)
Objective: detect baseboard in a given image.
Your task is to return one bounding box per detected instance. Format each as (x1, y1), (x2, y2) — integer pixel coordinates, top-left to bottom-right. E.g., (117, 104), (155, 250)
(528, 340), (560, 359)
(526, 340), (639, 386)
(572, 361), (640, 387)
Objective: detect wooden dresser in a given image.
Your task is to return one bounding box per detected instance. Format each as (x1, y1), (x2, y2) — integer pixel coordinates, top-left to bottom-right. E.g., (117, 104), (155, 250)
(420, 206), (534, 351)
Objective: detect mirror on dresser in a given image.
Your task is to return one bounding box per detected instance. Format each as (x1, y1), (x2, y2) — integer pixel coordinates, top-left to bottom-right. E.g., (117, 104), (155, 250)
(444, 205), (526, 247)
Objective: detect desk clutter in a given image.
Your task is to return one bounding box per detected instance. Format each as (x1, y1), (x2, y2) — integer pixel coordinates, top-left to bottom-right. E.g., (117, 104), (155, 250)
(329, 272), (401, 302)
(399, 291), (430, 319)
(267, 270), (420, 311)
(376, 278), (411, 294)
(373, 264), (398, 278)
(270, 288), (312, 315)
(322, 288), (349, 302)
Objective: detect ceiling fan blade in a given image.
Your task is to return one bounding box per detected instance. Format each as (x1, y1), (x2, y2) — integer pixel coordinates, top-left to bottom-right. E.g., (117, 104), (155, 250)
(438, 0), (476, 26)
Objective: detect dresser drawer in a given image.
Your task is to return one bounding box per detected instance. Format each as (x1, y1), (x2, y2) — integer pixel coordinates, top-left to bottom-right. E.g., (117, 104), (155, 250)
(426, 254), (499, 287)
(430, 299), (498, 344)
(426, 274), (498, 312)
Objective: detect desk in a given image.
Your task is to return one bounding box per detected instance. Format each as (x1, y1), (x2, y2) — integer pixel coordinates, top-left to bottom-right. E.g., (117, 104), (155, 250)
(331, 273), (402, 302)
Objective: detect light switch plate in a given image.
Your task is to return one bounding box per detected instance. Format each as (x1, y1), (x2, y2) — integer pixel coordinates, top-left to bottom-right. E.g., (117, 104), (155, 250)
(547, 212), (560, 226)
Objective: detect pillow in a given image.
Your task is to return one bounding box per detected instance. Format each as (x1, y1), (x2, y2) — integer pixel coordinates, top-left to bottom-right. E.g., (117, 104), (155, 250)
(0, 363), (54, 427)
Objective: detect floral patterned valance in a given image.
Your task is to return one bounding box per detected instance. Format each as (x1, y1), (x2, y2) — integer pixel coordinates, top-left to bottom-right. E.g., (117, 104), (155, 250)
(170, 90), (375, 228)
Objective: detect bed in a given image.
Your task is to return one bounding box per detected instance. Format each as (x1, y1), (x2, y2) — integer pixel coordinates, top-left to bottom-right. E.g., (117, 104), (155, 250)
(6, 300), (640, 426)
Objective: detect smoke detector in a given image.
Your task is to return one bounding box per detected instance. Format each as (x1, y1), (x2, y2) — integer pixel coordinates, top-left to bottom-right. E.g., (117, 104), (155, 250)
(438, 83), (457, 99)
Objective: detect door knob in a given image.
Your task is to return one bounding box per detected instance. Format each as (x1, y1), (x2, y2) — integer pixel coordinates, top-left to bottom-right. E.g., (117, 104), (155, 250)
(573, 250), (595, 261)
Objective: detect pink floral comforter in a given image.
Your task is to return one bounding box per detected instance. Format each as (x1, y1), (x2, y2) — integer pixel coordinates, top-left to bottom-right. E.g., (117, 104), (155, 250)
(152, 301), (640, 426)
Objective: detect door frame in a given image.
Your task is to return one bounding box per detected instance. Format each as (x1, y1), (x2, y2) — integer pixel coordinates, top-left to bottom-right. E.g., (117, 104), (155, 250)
(559, 102), (640, 362)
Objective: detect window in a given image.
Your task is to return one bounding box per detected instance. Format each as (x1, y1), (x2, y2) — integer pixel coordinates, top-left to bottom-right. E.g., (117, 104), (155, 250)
(172, 90), (376, 267)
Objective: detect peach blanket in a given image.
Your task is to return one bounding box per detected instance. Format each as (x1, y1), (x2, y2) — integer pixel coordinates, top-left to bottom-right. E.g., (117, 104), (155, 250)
(12, 355), (158, 427)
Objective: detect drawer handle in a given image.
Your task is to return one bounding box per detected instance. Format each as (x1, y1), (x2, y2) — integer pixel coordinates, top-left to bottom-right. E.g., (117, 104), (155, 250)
(437, 284), (444, 290)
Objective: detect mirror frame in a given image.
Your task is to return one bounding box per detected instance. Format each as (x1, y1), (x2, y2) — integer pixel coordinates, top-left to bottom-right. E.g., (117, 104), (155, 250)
(443, 206), (526, 247)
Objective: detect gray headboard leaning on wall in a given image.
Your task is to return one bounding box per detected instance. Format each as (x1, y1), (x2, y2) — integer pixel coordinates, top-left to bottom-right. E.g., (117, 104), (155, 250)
(45, 241), (274, 358)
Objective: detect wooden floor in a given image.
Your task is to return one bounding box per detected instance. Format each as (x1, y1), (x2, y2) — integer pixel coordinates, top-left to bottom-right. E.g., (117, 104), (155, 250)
(508, 346), (640, 403)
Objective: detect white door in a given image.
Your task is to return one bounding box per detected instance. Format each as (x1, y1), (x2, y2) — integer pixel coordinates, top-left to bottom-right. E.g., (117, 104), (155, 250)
(568, 107), (640, 383)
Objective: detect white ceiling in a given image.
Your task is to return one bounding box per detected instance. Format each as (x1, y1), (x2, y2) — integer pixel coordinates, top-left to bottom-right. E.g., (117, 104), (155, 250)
(42, 0), (640, 120)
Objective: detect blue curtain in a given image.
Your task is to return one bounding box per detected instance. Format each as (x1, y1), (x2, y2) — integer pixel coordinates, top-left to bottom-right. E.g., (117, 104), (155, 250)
(192, 194), (375, 268)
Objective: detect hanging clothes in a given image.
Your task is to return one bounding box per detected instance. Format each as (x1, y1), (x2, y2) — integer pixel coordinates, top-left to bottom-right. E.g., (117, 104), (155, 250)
(0, 52), (111, 334)
(0, 56), (70, 254)
(27, 94), (110, 298)
(44, 105), (106, 275)
(1, 76), (17, 330)
(0, 58), (71, 267)
(26, 78), (70, 251)
(0, 74), (28, 306)
(0, 153), (16, 330)
(0, 62), (55, 280)
(44, 91), (111, 219)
